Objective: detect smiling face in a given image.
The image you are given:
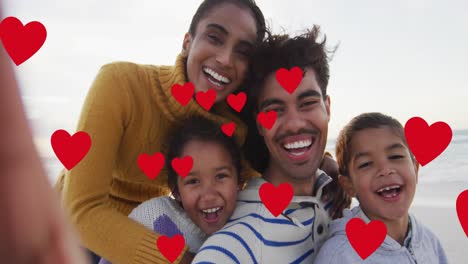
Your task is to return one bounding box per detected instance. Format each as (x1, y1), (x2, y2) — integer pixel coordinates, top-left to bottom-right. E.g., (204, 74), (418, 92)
(342, 126), (419, 222)
(175, 139), (239, 235)
(256, 67), (330, 186)
(183, 3), (257, 103)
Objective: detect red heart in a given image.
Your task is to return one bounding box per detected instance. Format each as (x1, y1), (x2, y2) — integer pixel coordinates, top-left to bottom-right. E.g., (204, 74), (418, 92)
(346, 218), (387, 260)
(137, 152), (165, 180)
(51, 130), (91, 170)
(171, 156), (193, 177)
(156, 234), (185, 263)
(227, 92), (246, 112)
(257, 111), (277, 130)
(404, 117), (452, 166)
(221, 122), (236, 137)
(171, 82), (194, 106)
(0, 16), (46, 66)
(275, 67), (303, 94)
(195, 89), (217, 111)
(456, 190), (468, 237)
(259, 182), (293, 217)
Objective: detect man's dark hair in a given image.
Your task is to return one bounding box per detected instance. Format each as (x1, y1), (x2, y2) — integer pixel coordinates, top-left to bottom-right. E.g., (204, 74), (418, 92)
(239, 27), (351, 218)
(242, 26), (334, 173)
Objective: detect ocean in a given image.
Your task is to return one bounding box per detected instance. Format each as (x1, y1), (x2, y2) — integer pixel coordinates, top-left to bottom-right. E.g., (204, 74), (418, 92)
(325, 130), (468, 184)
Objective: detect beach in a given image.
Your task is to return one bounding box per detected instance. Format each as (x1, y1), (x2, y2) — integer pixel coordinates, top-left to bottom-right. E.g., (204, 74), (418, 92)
(411, 182), (468, 264)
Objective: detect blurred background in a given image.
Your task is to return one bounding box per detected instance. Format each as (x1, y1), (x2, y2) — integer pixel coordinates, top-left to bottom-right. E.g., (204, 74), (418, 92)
(2, 0), (468, 262)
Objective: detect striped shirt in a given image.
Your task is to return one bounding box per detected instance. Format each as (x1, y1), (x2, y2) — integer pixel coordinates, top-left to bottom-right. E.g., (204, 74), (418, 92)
(193, 171), (332, 264)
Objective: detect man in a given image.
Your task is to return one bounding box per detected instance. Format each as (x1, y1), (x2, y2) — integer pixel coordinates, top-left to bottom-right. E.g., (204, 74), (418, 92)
(193, 26), (348, 263)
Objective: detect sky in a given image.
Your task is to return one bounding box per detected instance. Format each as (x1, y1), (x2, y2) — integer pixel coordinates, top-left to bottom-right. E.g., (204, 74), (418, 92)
(2, 0), (468, 181)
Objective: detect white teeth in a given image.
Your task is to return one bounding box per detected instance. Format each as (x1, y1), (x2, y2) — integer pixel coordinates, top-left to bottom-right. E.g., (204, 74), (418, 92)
(202, 207), (221, 214)
(291, 150), (306, 156)
(376, 185), (401, 193)
(382, 191), (399, 198)
(283, 140), (312, 150)
(203, 67), (231, 84)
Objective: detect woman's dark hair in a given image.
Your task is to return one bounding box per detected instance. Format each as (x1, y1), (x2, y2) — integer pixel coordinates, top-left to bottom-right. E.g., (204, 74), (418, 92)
(242, 26), (334, 173)
(188, 0), (267, 42)
(166, 116), (242, 196)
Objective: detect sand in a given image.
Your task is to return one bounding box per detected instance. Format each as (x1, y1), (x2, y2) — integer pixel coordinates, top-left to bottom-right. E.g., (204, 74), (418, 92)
(410, 182), (468, 264)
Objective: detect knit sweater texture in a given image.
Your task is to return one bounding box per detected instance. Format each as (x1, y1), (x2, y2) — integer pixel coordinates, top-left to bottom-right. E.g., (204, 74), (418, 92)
(98, 196), (208, 264)
(55, 54), (254, 264)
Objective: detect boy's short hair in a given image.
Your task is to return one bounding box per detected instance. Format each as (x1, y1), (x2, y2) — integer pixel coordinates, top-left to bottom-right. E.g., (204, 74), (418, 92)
(166, 116), (242, 196)
(335, 112), (415, 177)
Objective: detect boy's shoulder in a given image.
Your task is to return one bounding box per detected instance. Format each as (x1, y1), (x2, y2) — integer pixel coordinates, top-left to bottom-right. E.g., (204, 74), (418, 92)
(314, 207), (358, 264)
(409, 214), (448, 262)
(314, 230), (353, 264)
(315, 210), (448, 264)
(409, 213), (436, 237)
(409, 213), (442, 246)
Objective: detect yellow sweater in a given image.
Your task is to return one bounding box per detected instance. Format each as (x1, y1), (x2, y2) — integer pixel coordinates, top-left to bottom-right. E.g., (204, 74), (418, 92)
(56, 55), (253, 263)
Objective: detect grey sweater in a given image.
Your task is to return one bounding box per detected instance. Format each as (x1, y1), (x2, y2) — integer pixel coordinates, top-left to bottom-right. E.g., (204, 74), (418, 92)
(314, 206), (448, 264)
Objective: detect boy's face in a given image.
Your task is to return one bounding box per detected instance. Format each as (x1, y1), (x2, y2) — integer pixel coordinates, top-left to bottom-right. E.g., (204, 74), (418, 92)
(342, 126), (419, 222)
(256, 67), (330, 181)
(176, 140), (239, 235)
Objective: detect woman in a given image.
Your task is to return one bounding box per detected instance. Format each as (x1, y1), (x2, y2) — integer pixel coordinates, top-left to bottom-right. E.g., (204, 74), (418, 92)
(56, 1), (267, 263)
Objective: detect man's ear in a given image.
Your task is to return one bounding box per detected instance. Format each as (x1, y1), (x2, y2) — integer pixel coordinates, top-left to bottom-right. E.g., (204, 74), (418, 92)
(338, 174), (356, 197)
(181, 32), (192, 58)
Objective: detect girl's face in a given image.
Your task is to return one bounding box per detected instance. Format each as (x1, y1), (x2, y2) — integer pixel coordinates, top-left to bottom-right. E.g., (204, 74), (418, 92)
(183, 3), (257, 103)
(176, 139), (239, 235)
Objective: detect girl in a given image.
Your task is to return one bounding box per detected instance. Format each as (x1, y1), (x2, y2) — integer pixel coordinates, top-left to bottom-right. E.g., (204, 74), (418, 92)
(55, 1), (267, 263)
(99, 117), (243, 263)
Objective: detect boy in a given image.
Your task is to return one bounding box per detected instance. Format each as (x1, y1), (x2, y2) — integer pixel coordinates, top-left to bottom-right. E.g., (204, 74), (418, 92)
(315, 112), (448, 263)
